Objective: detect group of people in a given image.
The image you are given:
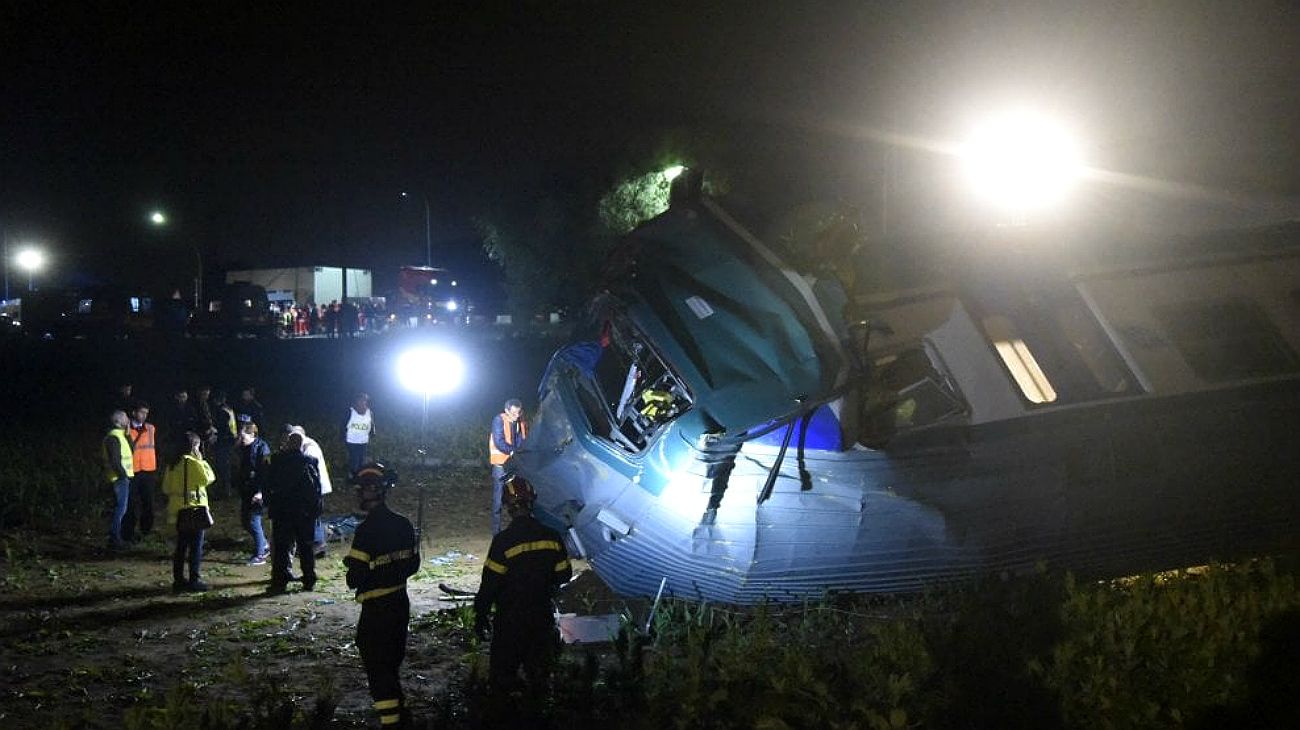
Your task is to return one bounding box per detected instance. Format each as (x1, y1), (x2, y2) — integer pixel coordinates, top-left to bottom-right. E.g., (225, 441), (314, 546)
(101, 385), (378, 591)
(102, 388), (567, 727)
(276, 299), (389, 338)
(103, 382), (264, 549)
(341, 398), (568, 728)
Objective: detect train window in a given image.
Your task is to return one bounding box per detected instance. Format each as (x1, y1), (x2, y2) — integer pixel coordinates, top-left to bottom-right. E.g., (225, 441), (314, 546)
(1156, 299), (1299, 382)
(580, 319), (693, 453)
(970, 289), (1137, 406)
(1054, 302), (1135, 395)
(860, 342), (967, 446)
(983, 315), (1058, 404)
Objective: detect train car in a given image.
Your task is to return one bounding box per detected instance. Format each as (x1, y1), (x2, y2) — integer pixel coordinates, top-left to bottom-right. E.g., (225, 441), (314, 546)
(514, 178), (1300, 603)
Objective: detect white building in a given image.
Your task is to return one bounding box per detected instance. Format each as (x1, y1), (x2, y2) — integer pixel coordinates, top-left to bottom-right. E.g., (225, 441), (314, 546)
(225, 267), (372, 306)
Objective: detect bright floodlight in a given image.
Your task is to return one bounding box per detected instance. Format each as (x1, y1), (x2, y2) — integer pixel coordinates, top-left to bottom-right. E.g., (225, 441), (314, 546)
(150, 210), (167, 225)
(15, 248), (45, 272)
(961, 112), (1083, 211)
(397, 346), (465, 396)
(663, 165), (686, 182)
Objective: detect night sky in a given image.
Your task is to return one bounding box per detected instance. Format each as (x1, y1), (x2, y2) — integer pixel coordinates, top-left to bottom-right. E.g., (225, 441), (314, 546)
(4, 2), (1299, 303)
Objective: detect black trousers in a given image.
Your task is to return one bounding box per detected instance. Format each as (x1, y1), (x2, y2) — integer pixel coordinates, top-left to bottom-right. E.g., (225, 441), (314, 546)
(172, 527), (205, 583)
(358, 593), (410, 725)
(270, 514), (316, 585)
(122, 471), (157, 541)
(489, 613), (560, 693)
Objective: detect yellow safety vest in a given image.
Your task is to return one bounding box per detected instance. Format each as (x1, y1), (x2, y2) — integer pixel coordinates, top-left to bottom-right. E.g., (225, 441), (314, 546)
(103, 428), (135, 483)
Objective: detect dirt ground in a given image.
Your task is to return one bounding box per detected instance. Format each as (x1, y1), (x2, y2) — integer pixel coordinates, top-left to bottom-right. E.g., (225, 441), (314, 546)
(0, 465), (612, 728)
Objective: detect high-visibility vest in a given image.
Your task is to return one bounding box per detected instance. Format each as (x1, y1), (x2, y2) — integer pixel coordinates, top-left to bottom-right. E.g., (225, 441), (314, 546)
(129, 423), (158, 473)
(103, 428), (135, 483)
(488, 414), (527, 466)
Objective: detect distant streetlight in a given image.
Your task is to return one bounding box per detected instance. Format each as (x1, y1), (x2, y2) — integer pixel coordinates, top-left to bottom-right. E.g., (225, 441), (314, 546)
(15, 247), (45, 291)
(400, 192), (433, 267)
(149, 209), (202, 308)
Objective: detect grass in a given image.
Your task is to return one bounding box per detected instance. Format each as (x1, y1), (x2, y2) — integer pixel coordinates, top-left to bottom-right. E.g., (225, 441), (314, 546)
(415, 560), (1300, 730)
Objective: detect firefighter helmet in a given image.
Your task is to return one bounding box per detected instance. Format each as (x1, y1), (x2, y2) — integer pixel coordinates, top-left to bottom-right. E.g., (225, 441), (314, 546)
(352, 461), (398, 490)
(502, 474), (536, 512)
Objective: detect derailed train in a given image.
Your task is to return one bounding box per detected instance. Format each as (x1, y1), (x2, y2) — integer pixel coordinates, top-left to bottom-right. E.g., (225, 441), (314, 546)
(514, 174), (1300, 603)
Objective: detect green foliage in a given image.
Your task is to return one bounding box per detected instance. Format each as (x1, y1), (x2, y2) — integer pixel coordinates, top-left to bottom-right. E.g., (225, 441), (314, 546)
(429, 562), (1300, 729)
(596, 168), (676, 237)
(1035, 562), (1300, 729)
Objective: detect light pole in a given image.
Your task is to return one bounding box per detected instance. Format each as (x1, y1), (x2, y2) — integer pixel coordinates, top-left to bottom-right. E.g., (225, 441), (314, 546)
(400, 192), (432, 267)
(396, 345), (466, 546)
(2, 224), (9, 302)
(15, 247), (45, 292)
(149, 210), (202, 308)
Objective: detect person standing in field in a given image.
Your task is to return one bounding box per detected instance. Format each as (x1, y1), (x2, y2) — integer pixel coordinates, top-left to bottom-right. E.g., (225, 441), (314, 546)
(103, 410), (135, 551)
(159, 387), (196, 463)
(342, 392), (375, 476)
(235, 423), (272, 565)
(487, 398), (527, 535)
(234, 387), (264, 431)
(163, 432), (215, 592)
(474, 475), (572, 695)
(266, 432), (321, 593)
(123, 402), (159, 543)
(344, 462), (419, 729)
(286, 424), (334, 558)
(210, 390), (238, 499)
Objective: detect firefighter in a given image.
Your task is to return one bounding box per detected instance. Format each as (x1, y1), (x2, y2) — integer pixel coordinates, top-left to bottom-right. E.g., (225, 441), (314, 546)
(474, 475), (572, 694)
(343, 462), (419, 729)
(487, 398), (528, 535)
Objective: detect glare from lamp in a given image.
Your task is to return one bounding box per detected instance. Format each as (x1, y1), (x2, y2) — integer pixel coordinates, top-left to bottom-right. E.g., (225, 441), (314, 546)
(16, 248), (45, 272)
(397, 346), (465, 396)
(150, 210), (167, 225)
(663, 165), (686, 182)
(961, 111), (1083, 211)
(446, 300), (459, 312)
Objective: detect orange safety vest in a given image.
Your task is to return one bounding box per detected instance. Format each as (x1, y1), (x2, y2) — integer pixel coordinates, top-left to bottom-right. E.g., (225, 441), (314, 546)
(129, 423), (158, 473)
(488, 414), (528, 466)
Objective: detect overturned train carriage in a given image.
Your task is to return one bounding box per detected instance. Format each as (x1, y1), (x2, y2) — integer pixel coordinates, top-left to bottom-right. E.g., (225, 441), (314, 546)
(514, 185), (1300, 603)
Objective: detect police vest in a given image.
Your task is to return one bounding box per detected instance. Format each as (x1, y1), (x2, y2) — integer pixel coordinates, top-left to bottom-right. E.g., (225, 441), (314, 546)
(103, 428), (135, 482)
(488, 415), (527, 466)
(129, 423), (157, 472)
(345, 408), (372, 444)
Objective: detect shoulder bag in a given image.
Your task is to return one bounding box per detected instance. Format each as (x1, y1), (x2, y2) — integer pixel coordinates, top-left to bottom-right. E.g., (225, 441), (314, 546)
(177, 459), (215, 533)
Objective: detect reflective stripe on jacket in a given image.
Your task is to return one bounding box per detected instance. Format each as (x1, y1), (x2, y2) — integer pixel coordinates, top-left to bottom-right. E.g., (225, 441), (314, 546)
(344, 503), (419, 603)
(103, 428), (134, 483)
(129, 423), (157, 473)
(475, 514), (572, 622)
(487, 413), (527, 466)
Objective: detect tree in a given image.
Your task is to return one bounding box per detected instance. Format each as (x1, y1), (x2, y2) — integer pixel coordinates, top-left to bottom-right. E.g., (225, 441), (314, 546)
(477, 129), (729, 318)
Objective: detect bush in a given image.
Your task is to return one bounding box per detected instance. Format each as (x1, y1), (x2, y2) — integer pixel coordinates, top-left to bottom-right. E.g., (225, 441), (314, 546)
(434, 562), (1300, 729)
(1036, 561), (1300, 729)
